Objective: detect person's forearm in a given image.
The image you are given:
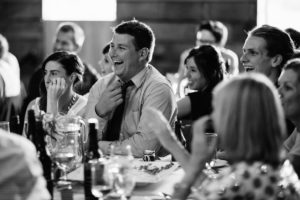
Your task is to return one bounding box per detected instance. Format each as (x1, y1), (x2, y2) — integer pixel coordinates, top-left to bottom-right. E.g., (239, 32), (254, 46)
(166, 139), (190, 171)
(172, 157), (207, 200)
(46, 99), (58, 115)
(183, 157), (207, 184)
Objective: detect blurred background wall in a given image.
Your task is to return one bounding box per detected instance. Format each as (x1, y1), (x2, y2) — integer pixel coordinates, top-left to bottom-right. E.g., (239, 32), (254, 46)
(0, 0), (256, 89)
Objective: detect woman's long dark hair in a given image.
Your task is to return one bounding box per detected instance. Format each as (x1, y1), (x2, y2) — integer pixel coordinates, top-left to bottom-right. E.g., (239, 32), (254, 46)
(184, 45), (225, 91)
(39, 51), (84, 112)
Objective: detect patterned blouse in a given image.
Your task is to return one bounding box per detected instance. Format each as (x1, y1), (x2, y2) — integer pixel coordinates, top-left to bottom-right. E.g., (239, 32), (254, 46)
(191, 160), (300, 200)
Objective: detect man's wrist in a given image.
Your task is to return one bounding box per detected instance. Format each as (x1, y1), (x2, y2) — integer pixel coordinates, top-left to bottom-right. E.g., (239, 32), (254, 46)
(95, 106), (111, 120)
(95, 105), (106, 118)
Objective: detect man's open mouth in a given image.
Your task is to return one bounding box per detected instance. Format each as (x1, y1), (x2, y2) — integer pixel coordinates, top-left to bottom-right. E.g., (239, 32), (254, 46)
(114, 61), (123, 66)
(244, 67), (254, 72)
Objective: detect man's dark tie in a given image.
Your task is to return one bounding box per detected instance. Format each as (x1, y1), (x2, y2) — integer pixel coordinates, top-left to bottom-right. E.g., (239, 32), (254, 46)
(102, 80), (134, 141)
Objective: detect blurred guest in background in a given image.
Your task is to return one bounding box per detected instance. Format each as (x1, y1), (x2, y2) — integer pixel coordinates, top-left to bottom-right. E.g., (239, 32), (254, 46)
(85, 19), (177, 157)
(241, 25), (295, 85)
(24, 51), (86, 124)
(25, 22), (98, 108)
(79, 62), (99, 98)
(145, 73), (300, 200)
(0, 129), (50, 200)
(170, 20), (238, 98)
(0, 74), (4, 98)
(279, 58), (300, 177)
(286, 27), (300, 49)
(98, 43), (114, 77)
(0, 34), (25, 122)
(53, 22), (99, 96)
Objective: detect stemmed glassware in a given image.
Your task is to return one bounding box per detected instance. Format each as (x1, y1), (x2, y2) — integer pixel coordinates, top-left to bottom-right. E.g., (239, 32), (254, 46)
(90, 145), (136, 200)
(51, 132), (81, 184)
(113, 170), (136, 199)
(91, 158), (114, 199)
(43, 114), (85, 185)
(108, 145), (136, 199)
(204, 132), (218, 178)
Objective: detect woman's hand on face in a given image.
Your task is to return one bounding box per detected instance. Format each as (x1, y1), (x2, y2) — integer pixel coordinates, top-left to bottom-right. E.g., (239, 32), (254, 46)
(47, 77), (66, 101)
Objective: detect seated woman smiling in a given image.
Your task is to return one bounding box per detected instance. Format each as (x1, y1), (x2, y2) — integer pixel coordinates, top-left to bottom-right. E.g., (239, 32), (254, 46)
(176, 45), (225, 151)
(145, 73), (300, 200)
(177, 45), (225, 121)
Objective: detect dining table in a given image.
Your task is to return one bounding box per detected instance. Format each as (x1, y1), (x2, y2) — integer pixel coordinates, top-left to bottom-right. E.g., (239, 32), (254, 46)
(53, 155), (185, 200)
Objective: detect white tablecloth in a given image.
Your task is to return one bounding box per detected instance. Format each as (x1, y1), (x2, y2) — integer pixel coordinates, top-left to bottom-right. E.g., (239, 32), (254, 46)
(53, 159), (184, 200)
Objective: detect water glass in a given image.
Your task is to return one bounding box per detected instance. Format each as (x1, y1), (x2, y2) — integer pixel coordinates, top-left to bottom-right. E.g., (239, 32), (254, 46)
(204, 132), (218, 169)
(114, 172), (135, 199)
(91, 159), (114, 200)
(0, 121), (10, 133)
(107, 145), (135, 199)
(51, 132), (79, 184)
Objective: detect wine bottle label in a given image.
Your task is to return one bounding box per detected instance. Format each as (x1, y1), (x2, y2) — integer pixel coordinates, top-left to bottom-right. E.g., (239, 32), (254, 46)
(84, 163), (98, 200)
(60, 184), (74, 200)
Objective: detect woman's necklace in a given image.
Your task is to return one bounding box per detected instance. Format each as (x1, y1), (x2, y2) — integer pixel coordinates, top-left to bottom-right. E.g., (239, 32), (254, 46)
(65, 94), (79, 113)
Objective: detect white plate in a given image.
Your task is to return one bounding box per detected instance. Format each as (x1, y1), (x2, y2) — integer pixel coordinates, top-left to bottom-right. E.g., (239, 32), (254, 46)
(130, 160), (180, 185)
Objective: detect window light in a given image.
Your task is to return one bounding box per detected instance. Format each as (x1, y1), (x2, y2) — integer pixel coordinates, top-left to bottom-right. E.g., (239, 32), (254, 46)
(42, 0), (116, 21)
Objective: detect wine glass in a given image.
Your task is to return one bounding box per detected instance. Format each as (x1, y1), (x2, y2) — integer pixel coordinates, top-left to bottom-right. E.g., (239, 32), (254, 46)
(114, 172), (135, 199)
(108, 145), (136, 199)
(51, 133), (79, 184)
(204, 132), (218, 170)
(91, 159), (114, 199)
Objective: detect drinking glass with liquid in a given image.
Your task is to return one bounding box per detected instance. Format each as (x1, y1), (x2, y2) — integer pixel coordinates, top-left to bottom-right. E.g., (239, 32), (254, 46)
(51, 132), (79, 184)
(108, 145), (136, 199)
(91, 159), (114, 200)
(204, 132), (218, 169)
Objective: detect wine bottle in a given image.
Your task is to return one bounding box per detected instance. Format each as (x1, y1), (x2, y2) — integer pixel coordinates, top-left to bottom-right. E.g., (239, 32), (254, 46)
(27, 110), (36, 140)
(36, 118), (53, 198)
(84, 118), (101, 200)
(10, 115), (21, 135)
(28, 109), (53, 198)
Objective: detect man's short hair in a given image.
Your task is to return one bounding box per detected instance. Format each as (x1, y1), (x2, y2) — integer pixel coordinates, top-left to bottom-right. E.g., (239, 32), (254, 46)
(248, 25), (295, 68)
(198, 20), (228, 47)
(56, 22), (85, 49)
(102, 43), (110, 55)
(286, 28), (300, 49)
(114, 19), (155, 62)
